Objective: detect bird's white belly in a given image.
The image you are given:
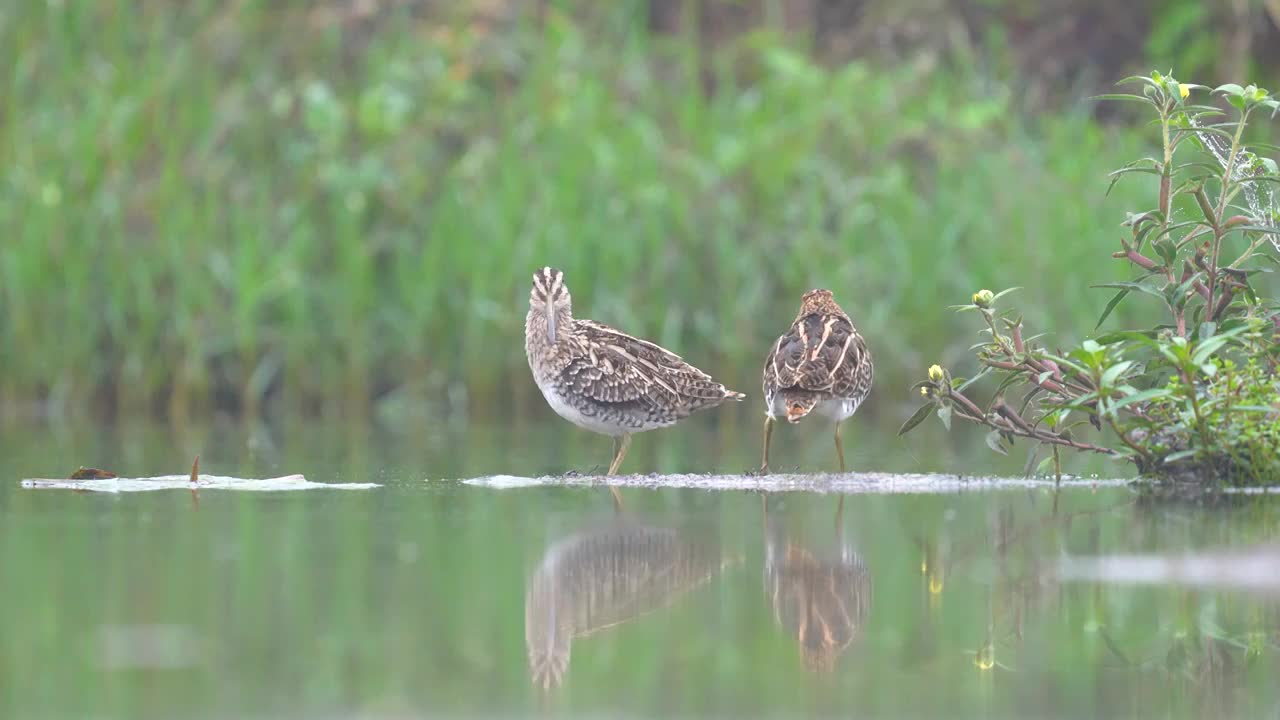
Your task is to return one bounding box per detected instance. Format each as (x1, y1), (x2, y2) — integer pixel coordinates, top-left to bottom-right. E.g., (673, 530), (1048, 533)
(537, 382), (674, 436)
(768, 395), (862, 422)
(816, 397), (860, 422)
(539, 385), (625, 435)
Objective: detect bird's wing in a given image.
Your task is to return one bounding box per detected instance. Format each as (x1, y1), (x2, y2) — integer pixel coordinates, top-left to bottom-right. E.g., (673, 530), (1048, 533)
(557, 319), (735, 406)
(765, 313), (868, 394)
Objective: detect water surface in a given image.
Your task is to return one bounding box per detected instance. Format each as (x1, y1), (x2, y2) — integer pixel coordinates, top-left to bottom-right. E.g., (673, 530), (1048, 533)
(1, 420), (1276, 719)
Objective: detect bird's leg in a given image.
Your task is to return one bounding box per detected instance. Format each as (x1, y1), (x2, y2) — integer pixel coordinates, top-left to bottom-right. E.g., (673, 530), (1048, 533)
(607, 433), (632, 476)
(834, 421), (847, 473)
(759, 416), (775, 474)
(606, 435), (631, 509)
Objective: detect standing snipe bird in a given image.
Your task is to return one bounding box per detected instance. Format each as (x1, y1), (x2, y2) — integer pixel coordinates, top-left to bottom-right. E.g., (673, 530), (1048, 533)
(760, 289), (873, 473)
(525, 267), (745, 476)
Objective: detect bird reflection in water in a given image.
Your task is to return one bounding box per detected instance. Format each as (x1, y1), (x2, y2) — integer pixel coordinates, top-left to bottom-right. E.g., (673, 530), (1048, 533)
(763, 497), (872, 672)
(524, 514), (726, 689)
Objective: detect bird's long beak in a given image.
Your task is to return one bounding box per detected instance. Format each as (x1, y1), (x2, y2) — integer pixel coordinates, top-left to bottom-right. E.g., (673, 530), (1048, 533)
(545, 295), (557, 344)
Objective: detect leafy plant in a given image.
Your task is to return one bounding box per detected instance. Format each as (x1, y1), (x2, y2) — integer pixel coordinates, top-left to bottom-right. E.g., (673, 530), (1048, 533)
(901, 72), (1280, 485)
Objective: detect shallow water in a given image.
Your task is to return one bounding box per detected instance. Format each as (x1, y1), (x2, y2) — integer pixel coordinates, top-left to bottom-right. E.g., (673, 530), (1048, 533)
(1, 419), (1277, 720)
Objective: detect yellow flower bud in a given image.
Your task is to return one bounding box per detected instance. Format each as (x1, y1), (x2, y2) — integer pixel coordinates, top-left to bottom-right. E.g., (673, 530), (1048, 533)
(920, 386), (930, 397)
(1178, 83), (1190, 99)
(928, 364), (944, 382)
(972, 289), (995, 308)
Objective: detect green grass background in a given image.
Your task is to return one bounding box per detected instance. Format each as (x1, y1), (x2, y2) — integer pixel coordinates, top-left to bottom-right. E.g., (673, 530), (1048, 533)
(1, 1), (1276, 424)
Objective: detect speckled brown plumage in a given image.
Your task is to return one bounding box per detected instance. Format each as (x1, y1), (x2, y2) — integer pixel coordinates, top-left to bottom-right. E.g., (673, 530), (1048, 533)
(525, 267), (744, 476)
(760, 289), (873, 473)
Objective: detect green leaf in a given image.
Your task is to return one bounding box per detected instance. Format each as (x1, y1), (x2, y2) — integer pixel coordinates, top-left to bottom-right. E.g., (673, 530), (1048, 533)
(1091, 93), (1154, 105)
(937, 404), (952, 431)
(1035, 455), (1057, 476)
(985, 430), (1009, 456)
(1197, 321), (1216, 341)
(1092, 281), (1168, 303)
(1095, 288), (1130, 330)
(1100, 361), (1134, 387)
(1191, 325), (1249, 365)
(990, 287), (1023, 303)
(1094, 329), (1158, 345)
(955, 366), (992, 393)
(1163, 449), (1199, 464)
(1111, 388), (1172, 410)
(1213, 83), (1246, 97)
(897, 402), (934, 436)
(1169, 272), (1204, 310)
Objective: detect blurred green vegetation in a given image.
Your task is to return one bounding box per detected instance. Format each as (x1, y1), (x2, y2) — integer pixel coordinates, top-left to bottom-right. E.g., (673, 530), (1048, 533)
(1, 0), (1277, 423)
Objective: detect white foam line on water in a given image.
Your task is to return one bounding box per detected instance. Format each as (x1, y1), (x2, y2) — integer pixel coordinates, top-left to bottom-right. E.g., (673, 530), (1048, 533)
(458, 472), (1132, 494)
(20, 474), (381, 493)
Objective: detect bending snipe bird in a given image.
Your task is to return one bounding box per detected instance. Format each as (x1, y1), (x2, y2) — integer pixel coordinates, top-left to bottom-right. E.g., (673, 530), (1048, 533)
(760, 289), (873, 474)
(525, 267), (745, 476)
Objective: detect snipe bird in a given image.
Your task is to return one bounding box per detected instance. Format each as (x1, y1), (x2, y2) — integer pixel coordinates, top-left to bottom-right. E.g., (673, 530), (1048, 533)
(760, 289), (873, 473)
(525, 267), (745, 476)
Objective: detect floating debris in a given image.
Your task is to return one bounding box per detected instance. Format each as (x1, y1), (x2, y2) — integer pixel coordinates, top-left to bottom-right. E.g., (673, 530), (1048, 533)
(460, 472), (1133, 494)
(68, 466), (118, 480)
(22, 473), (380, 493)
